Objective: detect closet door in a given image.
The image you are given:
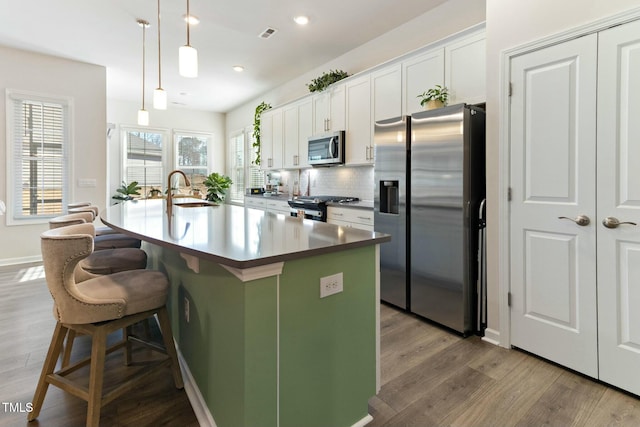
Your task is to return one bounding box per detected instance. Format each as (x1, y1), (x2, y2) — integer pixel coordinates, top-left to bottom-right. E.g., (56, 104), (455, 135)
(509, 34), (599, 377)
(596, 19), (640, 395)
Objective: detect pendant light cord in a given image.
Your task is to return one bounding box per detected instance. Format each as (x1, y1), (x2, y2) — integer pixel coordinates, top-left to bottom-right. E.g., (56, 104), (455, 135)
(157, 0), (162, 87)
(186, 0), (191, 47)
(142, 22), (146, 109)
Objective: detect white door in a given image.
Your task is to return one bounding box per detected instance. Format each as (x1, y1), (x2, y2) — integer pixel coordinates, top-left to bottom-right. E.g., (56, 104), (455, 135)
(596, 20), (640, 395)
(509, 34), (599, 377)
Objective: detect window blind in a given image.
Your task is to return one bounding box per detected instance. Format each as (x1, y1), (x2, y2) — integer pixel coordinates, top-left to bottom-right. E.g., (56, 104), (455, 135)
(11, 97), (68, 219)
(229, 132), (245, 203)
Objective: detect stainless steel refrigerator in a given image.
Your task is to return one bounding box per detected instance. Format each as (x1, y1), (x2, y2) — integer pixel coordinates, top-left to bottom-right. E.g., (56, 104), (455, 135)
(374, 104), (485, 335)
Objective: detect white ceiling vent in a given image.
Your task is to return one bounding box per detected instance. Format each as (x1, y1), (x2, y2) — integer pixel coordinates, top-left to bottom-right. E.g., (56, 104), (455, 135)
(258, 27), (278, 39)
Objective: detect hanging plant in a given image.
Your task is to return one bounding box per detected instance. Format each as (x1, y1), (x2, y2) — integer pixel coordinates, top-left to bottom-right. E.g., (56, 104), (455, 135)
(252, 101), (271, 166)
(306, 69), (349, 93)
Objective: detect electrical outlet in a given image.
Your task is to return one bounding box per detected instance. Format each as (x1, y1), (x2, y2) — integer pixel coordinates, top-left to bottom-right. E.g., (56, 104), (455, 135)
(320, 272), (343, 298)
(184, 297), (190, 323)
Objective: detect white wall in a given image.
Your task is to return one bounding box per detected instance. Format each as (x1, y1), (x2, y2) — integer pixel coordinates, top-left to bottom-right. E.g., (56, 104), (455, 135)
(0, 45), (106, 264)
(226, 0), (487, 135)
(106, 99), (226, 203)
(485, 0), (640, 341)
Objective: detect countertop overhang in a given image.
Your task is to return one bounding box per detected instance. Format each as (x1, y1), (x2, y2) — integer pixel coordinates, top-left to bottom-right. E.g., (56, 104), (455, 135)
(100, 199), (390, 269)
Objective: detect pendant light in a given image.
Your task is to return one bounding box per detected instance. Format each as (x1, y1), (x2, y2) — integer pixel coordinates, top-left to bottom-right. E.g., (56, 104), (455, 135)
(179, 0), (198, 78)
(137, 19), (150, 126)
(153, 0), (167, 109)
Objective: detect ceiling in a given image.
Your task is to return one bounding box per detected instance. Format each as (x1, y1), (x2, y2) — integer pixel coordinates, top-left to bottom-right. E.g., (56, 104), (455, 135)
(0, 0), (448, 112)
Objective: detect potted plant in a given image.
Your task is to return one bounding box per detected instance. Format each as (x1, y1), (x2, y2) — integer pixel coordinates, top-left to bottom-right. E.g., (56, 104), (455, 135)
(306, 69), (349, 92)
(148, 186), (162, 198)
(417, 85), (449, 110)
(203, 172), (233, 203)
(112, 181), (141, 203)
(252, 101), (271, 166)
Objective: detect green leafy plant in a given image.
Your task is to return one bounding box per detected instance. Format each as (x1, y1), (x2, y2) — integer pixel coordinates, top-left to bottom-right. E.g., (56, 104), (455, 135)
(203, 173), (233, 203)
(112, 180), (141, 202)
(148, 186), (162, 198)
(417, 85), (449, 106)
(306, 69), (349, 92)
(252, 101), (271, 166)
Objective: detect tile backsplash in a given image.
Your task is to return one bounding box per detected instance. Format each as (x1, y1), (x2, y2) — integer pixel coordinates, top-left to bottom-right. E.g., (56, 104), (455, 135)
(276, 166), (374, 201)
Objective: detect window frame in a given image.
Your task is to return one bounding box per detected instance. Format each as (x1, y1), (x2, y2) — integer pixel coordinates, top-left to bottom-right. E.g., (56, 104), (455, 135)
(120, 125), (169, 200)
(173, 129), (213, 195)
(5, 89), (74, 226)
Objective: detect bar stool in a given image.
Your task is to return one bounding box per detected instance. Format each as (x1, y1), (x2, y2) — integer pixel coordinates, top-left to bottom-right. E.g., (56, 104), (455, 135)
(29, 223), (183, 427)
(68, 203), (119, 236)
(66, 205), (142, 249)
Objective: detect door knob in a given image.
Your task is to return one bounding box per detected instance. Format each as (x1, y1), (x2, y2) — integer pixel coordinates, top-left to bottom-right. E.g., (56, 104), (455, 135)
(558, 215), (590, 226)
(602, 217), (637, 229)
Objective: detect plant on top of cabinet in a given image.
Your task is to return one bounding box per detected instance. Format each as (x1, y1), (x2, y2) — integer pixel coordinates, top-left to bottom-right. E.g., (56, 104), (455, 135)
(203, 172), (233, 203)
(112, 180), (141, 202)
(307, 69), (349, 92)
(417, 85), (449, 110)
(252, 101), (271, 165)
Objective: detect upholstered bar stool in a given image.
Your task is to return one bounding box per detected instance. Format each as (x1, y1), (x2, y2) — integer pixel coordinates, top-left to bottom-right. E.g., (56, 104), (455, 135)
(68, 203), (119, 236)
(29, 223), (183, 427)
(67, 205), (142, 250)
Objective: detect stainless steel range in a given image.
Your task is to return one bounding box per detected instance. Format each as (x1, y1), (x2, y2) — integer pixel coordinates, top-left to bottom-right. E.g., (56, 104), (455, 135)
(288, 196), (359, 222)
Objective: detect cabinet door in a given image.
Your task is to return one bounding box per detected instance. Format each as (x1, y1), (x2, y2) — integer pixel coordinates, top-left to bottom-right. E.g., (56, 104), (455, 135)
(373, 64), (402, 122)
(509, 34), (598, 377)
(596, 19), (640, 396)
(403, 48), (444, 115)
(297, 100), (312, 168)
(260, 110), (274, 170)
(270, 110), (283, 169)
(445, 32), (486, 105)
(312, 92), (330, 134)
(330, 84), (346, 131)
(283, 104), (299, 169)
(345, 75), (372, 165)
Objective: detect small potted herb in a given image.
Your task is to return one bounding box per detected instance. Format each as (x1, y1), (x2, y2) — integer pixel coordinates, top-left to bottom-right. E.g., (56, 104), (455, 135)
(112, 181), (141, 203)
(417, 85), (449, 110)
(148, 186), (162, 198)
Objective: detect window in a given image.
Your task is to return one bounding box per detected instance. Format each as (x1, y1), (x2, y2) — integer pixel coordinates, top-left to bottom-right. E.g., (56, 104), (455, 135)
(174, 131), (211, 195)
(6, 90), (71, 224)
(228, 131), (245, 203)
(246, 127), (264, 192)
(122, 128), (166, 198)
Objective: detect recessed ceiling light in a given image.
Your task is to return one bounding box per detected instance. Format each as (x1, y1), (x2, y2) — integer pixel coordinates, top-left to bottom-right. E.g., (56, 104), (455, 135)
(293, 15), (309, 25)
(233, 65), (245, 72)
(183, 14), (200, 25)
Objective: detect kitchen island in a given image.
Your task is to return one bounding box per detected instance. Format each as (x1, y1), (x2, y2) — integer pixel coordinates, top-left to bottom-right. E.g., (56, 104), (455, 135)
(101, 199), (390, 427)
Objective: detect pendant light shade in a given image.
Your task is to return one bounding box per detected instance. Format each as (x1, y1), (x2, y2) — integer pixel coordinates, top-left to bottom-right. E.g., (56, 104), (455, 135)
(138, 109), (149, 126)
(137, 19), (150, 126)
(179, 45), (198, 78)
(153, 0), (167, 110)
(179, 0), (198, 78)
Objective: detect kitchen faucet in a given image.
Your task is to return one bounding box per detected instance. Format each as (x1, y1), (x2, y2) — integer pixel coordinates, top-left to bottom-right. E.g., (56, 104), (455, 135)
(167, 170), (191, 212)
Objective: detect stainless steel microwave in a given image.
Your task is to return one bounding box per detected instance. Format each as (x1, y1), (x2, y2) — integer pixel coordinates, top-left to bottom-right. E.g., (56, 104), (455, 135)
(308, 131), (345, 166)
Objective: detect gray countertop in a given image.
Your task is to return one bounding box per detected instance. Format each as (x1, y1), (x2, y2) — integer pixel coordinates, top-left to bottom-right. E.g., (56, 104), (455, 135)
(100, 199), (389, 269)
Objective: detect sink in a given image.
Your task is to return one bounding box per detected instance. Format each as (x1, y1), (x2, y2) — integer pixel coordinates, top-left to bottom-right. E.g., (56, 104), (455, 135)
(174, 201), (218, 208)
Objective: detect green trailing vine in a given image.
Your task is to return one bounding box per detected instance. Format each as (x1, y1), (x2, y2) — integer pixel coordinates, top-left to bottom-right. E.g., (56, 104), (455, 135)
(306, 69), (349, 92)
(252, 101), (271, 165)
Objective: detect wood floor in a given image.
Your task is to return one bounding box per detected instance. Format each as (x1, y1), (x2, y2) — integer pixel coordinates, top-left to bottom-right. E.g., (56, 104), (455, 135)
(2, 262), (640, 426)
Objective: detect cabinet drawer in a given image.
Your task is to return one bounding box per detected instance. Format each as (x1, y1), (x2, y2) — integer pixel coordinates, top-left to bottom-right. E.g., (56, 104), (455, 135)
(327, 207), (374, 226)
(245, 197), (267, 209)
(266, 199), (290, 214)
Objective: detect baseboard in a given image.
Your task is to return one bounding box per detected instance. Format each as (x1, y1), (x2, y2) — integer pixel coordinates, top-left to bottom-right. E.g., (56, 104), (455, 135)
(176, 347), (217, 427)
(481, 328), (501, 346)
(0, 255), (42, 267)
(352, 414), (374, 427)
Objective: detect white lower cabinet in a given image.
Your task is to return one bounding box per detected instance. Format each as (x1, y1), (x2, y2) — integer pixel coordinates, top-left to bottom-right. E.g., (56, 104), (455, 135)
(327, 207), (374, 231)
(244, 197), (267, 210)
(265, 199), (290, 215)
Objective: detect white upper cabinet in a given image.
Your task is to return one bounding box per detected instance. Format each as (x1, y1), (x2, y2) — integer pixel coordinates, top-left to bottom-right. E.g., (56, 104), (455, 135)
(260, 109), (283, 170)
(312, 84), (346, 135)
(403, 48), (445, 115)
(283, 99), (312, 169)
(444, 32), (486, 105)
(345, 75), (373, 165)
(372, 64), (402, 122)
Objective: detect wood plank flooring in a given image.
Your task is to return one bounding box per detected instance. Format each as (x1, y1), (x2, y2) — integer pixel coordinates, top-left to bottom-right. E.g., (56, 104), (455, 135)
(2, 261), (640, 426)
